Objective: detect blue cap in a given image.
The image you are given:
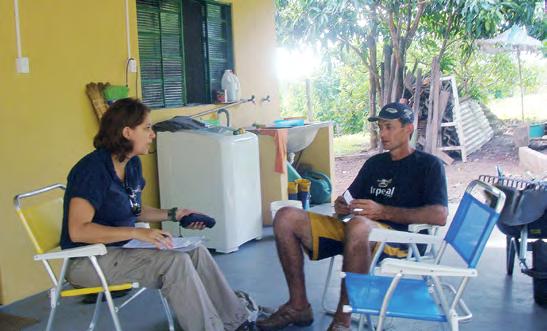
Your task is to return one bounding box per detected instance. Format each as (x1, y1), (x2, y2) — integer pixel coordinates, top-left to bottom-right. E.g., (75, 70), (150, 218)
(368, 102), (414, 124)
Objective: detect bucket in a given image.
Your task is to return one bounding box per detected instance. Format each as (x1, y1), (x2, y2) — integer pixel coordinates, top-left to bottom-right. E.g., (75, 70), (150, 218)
(529, 123), (545, 138)
(270, 200), (302, 220)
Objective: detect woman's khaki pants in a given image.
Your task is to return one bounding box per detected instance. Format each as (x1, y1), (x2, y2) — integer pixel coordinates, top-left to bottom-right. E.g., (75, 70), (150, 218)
(66, 244), (248, 331)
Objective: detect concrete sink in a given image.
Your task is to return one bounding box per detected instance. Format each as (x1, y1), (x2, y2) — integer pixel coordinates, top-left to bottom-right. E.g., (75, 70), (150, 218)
(286, 122), (330, 153)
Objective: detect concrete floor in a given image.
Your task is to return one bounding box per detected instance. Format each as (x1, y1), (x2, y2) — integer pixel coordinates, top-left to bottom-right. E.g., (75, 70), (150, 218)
(2, 225), (546, 330)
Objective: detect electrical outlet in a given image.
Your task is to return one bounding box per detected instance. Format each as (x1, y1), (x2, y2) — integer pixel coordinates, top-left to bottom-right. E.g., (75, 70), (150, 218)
(16, 57), (29, 73)
(128, 58), (138, 73)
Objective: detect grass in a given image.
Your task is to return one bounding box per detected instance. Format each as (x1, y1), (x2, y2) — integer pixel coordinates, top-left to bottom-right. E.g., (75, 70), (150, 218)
(487, 88), (547, 122)
(333, 133), (369, 156)
(333, 88), (545, 157)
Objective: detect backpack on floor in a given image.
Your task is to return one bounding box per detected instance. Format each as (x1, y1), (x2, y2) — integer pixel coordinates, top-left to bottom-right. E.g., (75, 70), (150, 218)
(235, 290), (259, 322)
(300, 169), (332, 204)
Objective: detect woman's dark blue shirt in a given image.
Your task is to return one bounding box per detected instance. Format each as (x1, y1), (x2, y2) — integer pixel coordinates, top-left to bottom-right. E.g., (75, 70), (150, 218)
(60, 148), (145, 249)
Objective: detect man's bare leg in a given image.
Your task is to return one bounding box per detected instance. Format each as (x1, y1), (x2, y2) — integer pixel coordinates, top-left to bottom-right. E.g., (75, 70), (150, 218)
(272, 206), (313, 309)
(256, 207), (315, 330)
(331, 216), (378, 327)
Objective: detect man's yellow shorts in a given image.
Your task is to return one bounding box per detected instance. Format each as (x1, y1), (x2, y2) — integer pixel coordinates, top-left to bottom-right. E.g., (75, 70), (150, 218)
(308, 212), (410, 261)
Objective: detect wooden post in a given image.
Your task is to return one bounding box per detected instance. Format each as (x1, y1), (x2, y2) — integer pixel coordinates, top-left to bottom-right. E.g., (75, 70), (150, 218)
(410, 68), (422, 147)
(517, 48), (525, 121)
(430, 58), (441, 155)
(425, 57), (440, 153)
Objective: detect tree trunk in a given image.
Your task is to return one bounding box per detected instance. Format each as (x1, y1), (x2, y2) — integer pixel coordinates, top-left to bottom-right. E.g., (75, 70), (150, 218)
(368, 33), (378, 149)
(382, 44), (392, 106)
(392, 39), (406, 101)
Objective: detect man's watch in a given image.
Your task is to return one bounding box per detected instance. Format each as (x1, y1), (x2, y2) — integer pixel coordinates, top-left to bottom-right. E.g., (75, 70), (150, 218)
(168, 207), (178, 222)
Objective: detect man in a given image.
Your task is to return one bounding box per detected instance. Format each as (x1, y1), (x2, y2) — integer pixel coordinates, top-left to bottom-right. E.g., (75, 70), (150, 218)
(256, 102), (448, 331)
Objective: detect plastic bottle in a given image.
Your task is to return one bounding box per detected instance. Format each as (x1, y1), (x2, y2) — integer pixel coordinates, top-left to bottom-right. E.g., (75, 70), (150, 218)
(288, 182), (298, 201)
(295, 179), (311, 210)
(221, 69), (240, 103)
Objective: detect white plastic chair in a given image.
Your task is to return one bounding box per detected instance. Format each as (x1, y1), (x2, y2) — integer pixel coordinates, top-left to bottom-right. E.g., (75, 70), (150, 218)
(14, 184), (174, 331)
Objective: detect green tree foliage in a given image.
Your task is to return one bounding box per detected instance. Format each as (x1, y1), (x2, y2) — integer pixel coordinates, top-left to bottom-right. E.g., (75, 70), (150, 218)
(422, 0), (545, 58)
(280, 59), (370, 135)
(276, 0), (545, 136)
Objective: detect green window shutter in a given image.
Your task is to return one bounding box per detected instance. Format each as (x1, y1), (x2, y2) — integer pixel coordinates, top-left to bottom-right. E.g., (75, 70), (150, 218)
(203, 2), (234, 102)
(137, 0), (186, 108)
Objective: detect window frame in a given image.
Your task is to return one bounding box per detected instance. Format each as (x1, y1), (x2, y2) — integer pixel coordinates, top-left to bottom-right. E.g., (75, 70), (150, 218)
(136, 0), (234, 109)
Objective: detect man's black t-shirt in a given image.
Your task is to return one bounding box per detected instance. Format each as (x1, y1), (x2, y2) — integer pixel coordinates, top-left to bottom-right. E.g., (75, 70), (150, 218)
(347, 150), (448, 231)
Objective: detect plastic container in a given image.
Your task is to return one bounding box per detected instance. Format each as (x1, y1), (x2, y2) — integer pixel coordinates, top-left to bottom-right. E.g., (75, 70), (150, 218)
(529, 123), (545, 138)
(221, 70), (240, 103)
(295, 178), (311, 210)
(287, 162), (301, 182)
(103, 85), (129, 103)
(287, 182), (298, 200)
(270, 200), (302, 220)
(273, 119), (305, 128)
(202, 118), (220, 126)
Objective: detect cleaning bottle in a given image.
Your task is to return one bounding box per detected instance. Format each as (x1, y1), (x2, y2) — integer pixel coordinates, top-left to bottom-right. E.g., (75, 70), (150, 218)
(296, 179), (311, 210)
(221, 69), (240, 102)
(288, 182), (298, 201)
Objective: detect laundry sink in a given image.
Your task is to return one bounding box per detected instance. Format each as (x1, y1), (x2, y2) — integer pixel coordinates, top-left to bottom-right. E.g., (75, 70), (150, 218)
(286, 122), (330, 153)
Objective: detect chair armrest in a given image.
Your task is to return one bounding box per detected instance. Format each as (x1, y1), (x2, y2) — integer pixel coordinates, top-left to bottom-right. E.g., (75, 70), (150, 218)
(380, 258), (478, 277)
(369, 228), (443, 246)
(408, 223), (436, 233)
(34, 244), (107, 261)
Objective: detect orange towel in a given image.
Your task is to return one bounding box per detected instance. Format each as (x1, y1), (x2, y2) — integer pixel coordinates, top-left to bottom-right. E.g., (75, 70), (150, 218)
(257, 128), (288, 174)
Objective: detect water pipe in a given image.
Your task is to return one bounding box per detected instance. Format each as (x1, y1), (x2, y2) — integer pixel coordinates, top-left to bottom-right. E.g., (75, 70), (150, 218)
(217, 109), (231, 127)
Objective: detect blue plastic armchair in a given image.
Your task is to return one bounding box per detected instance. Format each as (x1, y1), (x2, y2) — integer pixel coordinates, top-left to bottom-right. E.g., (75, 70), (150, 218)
(342, 180), (506, 331)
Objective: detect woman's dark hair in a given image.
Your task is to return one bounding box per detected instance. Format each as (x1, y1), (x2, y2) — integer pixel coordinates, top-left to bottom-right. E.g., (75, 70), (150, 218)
(93, 98), (151, 162)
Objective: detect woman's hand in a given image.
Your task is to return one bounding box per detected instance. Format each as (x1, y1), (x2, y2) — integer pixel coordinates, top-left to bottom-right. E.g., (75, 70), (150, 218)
(175, 208), (207, 230)
(184, 222), (206, 230)
(133, 228), (173, 249)
(334, 195), (351, 215)
(175, 208), (198, 220)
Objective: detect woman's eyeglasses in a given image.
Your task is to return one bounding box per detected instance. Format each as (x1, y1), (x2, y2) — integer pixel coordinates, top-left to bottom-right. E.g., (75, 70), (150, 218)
(125, 186), (142, 216)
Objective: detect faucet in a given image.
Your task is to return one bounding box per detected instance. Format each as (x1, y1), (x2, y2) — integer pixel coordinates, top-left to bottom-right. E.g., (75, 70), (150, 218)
(217, 108), (231, 127)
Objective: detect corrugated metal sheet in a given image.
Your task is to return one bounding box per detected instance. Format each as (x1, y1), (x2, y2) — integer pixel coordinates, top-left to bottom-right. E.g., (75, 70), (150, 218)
(457, 99), (494, 155)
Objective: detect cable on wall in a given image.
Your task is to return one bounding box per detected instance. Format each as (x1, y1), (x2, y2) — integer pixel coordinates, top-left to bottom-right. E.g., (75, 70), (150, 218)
(124, 0), (139, 97)
(14, 0), (29, 73)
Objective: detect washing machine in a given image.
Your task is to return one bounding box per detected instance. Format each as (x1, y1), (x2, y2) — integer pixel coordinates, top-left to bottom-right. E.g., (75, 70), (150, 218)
(157, 127), (262, 253)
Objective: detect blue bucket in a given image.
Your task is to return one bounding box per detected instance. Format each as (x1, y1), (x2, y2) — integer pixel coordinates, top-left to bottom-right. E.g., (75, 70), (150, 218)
(529, 124), (545, 138)
(274, 119), (305, 128)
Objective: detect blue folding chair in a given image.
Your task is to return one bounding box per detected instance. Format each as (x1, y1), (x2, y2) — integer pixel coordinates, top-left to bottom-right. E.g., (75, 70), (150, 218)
(342, 180), (506, 331)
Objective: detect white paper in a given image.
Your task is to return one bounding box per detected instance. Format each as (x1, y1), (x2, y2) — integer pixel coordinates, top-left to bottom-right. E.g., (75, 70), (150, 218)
(343, 190), (363, 212)
(343, 190), (353, 205)
(341, 216), (352, 223)
(123, 236), (203, 251)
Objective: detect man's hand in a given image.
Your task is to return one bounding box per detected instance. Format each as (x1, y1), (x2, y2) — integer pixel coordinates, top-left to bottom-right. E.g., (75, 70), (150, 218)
(334, 195), (351, 215)
(176, 209), (206, 230)
(133, 228), (173, 249)
(350, 199), (385, 221)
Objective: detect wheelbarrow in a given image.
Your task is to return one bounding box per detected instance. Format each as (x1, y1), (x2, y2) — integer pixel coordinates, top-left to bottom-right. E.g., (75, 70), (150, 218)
(479, 175), (547, 306)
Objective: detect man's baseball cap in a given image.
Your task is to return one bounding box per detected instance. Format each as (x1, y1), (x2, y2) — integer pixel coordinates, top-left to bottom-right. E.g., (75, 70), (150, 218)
(368, 102), (414, 124)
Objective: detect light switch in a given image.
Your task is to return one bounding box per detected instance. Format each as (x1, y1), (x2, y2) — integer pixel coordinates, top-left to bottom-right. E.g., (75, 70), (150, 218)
(128, 58), (137, 73)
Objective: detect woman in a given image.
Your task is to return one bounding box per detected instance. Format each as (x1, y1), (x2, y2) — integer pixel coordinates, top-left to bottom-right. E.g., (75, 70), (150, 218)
(60, 98), (249, 331)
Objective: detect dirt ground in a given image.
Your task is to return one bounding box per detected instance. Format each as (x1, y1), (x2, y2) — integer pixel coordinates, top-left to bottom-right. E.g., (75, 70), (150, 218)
(334, 132), (529, 203)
